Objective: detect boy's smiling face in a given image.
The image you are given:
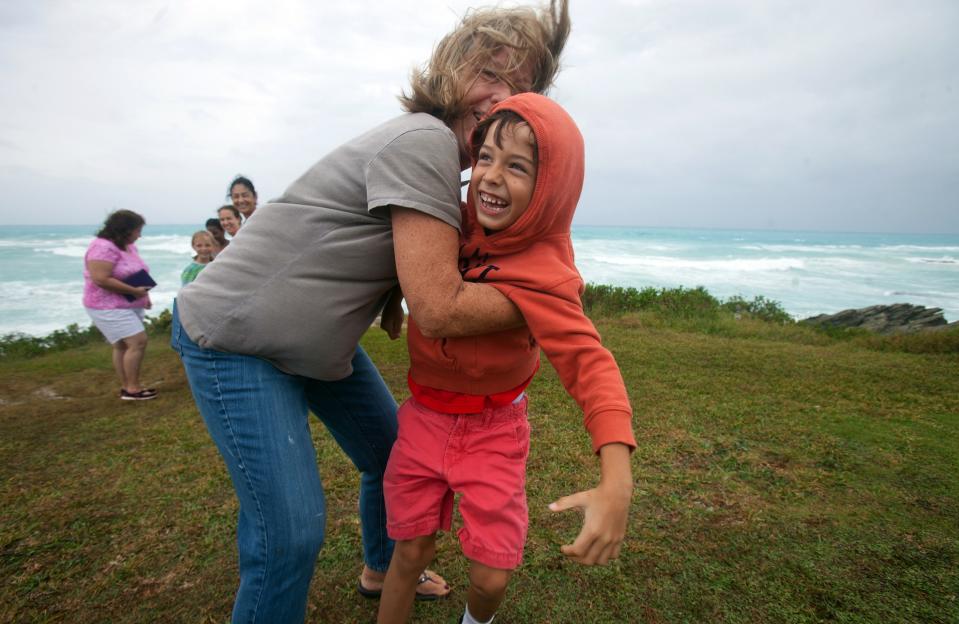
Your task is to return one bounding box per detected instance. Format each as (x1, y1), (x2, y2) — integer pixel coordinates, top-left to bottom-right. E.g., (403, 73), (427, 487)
(472, 119), (538, 232)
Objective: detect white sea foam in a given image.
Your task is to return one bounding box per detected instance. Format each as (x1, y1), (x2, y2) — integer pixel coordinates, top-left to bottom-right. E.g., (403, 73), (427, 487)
(738, 244), (866, 253)
(2, 237), (90, 252)
(0, 238), (75, 249)
(0, 280), (89, 335)
(905, 256), (957, 265)
(136, 235), (194, 255)
(24, 235), (194, 258)
(589, 254), (806, 272)
(3, 225), (957, 335)
(884, 290), (957, 298)
(47, 245), (90, 258)
(879, 245), (959, 253)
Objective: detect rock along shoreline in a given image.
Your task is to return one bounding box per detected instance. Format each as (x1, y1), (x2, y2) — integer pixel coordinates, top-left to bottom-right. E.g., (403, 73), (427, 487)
(800, 303), (958, 335)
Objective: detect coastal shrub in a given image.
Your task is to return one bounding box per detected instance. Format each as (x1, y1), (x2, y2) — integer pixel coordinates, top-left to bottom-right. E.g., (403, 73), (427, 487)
(654, 286), (721, 318)
(720, 295), (794, 324)
(0, 310), (173, 360)
(582, 283), (793, 324)
(582, 284), (721, 319)
(144, 309), (173, 335)
(0, 324), (102, 359)
(580, 283), (644, 314)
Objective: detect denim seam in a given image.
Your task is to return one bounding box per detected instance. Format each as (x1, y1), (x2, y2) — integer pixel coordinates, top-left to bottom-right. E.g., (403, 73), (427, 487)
(208, 353), (270, 623)
(325, 383), (391, 573)
(171, 313), (180, 355)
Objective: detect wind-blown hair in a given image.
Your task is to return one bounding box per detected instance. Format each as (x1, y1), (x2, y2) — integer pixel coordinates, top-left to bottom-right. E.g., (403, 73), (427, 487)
(399, 0), (570, 124)
(96, 209), (145, 250)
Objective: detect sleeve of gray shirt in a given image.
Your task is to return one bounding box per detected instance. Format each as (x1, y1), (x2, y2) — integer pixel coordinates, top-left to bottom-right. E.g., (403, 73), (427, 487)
(365, 124), (463, 232)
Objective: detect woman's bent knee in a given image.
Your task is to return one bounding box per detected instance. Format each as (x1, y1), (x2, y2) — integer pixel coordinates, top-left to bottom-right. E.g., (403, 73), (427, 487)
(272, 522), (325, 571)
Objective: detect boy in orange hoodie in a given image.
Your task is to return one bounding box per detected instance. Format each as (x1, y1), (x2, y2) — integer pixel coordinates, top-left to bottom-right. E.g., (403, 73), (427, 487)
(377, 93), (635, 624)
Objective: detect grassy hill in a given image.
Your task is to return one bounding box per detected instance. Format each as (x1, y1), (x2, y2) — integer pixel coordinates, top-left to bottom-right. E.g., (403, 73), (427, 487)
(2, 292), (957, 623)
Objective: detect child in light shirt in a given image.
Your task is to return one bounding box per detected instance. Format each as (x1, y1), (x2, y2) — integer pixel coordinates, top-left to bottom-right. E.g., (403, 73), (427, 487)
(180, 230), (218, 286)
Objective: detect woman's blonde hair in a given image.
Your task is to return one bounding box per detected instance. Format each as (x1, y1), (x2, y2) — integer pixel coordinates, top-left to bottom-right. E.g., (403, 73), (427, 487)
(399, 0), (570, 124)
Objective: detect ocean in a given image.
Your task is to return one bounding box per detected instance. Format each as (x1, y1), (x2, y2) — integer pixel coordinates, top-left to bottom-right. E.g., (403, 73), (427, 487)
(1, 224), (956, 337)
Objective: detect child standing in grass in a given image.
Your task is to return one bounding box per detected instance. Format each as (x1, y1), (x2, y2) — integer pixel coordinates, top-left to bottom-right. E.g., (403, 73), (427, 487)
(180, 231), (218, 286)
(377, 93), (636, 624)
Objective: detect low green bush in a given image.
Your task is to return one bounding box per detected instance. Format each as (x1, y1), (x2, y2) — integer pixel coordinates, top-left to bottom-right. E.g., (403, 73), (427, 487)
(719, 294), (794, 324)
(0, 309), (173, 360)
(144, 309), (172, 335)
(582, 284), (718, 318)
(582, 283), (793, 323)
(0, 324), (102, 359)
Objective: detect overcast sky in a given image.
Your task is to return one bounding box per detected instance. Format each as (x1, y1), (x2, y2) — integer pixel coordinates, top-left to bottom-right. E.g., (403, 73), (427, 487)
(1, 0), (956, 233)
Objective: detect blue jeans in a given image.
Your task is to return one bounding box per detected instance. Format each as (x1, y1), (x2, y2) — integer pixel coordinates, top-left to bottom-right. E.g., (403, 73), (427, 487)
(171, 304), (397, 623)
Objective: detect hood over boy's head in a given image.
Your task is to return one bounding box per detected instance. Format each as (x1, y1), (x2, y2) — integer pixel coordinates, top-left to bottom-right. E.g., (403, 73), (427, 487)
(465, 92), (584, 250)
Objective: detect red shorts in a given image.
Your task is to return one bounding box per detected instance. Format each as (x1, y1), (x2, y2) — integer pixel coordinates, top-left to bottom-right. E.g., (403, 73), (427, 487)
(384, 396), (531, 570)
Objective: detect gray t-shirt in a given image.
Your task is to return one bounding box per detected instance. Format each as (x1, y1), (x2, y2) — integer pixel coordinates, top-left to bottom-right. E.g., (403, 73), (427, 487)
(177, 113), (462, 380)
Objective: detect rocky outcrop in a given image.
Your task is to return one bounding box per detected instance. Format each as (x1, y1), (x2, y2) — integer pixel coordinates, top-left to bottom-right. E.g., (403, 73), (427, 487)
(801, 304), (957, 335)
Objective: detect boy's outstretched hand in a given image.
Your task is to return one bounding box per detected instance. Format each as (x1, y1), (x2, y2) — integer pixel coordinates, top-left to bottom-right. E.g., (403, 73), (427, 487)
(548, 442), (633, 565)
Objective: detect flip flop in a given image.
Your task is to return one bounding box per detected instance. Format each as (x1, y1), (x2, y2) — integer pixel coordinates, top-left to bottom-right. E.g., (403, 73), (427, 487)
(120, 389), (158, 401)
(356, 580), (381, 599)
(357, 572), (449, 601)
(412, 571), (449, 601)
(119, 387), (157, 397)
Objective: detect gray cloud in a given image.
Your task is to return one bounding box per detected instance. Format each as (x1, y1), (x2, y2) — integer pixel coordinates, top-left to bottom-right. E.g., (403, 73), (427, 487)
(0, 0), (956, 233)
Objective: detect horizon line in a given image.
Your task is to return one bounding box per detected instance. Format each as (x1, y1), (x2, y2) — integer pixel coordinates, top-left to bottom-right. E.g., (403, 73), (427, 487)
(1, 222), (957, 237)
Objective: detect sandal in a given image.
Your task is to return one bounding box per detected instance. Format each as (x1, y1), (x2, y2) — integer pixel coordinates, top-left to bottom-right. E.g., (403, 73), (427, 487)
(119, 387), (157, 396)
(357, 570), (450, 601)
(121, 389), (158, 401)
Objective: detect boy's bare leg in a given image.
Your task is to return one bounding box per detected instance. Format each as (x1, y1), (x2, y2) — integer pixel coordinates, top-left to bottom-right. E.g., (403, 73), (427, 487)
(465, 561), (511, 622)
(376, 534), (437, 624)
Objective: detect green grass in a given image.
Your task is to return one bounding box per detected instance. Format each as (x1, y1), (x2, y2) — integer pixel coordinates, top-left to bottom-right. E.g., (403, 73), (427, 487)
(1, 301), (957, 623)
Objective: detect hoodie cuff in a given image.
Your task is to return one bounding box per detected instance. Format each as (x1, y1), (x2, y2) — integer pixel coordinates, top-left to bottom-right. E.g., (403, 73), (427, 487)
(585, 408), (637, 454)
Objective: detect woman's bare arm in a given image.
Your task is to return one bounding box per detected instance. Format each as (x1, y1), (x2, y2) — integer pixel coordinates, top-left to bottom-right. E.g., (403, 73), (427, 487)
(391, 207), (525, 338)
(87, 260), (149, 299)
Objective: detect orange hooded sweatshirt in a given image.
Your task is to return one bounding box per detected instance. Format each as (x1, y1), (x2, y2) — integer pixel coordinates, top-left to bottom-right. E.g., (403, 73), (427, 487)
(407, 93), (636, 453)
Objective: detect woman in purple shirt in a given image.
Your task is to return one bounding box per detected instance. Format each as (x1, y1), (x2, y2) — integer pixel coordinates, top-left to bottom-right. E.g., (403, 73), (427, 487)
(83, 209), (157, 401)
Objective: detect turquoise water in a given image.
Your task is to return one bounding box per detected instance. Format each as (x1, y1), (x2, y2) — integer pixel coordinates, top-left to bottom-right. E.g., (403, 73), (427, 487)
(572, 226), (959, 321)
(1, 224), (956, 336)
